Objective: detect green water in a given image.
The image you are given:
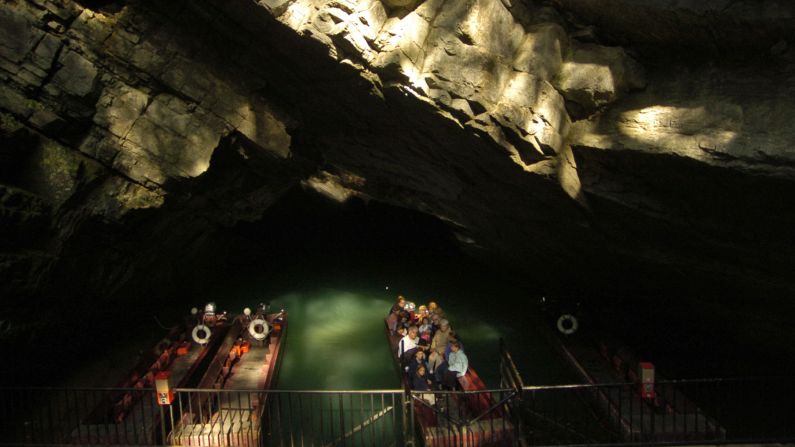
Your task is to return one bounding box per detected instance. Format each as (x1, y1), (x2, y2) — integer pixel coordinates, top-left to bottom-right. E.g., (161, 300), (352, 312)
(207, 266), (577, 390)
(66, 190), (578, 389)
(258, 289), (398, 390)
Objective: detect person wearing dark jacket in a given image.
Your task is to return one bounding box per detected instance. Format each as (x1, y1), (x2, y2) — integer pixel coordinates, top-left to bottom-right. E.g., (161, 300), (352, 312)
(412, 364), (433, 390)
(412, 365), (437, 405)
(407, 349), (428, 378)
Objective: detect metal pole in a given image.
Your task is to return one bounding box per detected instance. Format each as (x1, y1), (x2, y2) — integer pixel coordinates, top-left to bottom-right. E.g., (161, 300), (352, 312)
(338, 393), (345, 447)
(400, 391), (407, 447)
(160, 404), (167, 445)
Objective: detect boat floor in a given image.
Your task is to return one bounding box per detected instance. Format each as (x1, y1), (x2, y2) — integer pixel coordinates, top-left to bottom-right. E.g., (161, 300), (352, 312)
(172, 343), (206, 385)
(168, 342), (275, 446)
(558, 334), (724, 440)
(70, 342), (206, 444)
(224, 343), (274, 390)
(423, 416), (513, 447)
(169, 318), (286, 447)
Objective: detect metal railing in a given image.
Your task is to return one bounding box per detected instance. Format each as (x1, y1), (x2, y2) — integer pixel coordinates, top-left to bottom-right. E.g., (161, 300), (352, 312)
(0, 387), (410, 447)
(408, 388), (520, 446)
(517, 378), (795, 446)
(0, 386), (162, 446)
(1, 379), (794, 446)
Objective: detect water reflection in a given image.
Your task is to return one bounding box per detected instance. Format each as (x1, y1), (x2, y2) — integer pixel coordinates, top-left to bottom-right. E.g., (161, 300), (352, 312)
(263, 289), (398, 390)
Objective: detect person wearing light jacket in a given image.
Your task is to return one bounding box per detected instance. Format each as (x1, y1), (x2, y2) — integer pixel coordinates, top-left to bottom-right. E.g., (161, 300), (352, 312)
(442, 341), (468, 388)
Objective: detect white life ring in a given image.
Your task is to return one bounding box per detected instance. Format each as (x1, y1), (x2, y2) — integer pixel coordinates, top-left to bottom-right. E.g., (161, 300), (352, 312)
(248, 318), (270, 341)
(557, 314), (578, 335)
(191, 324), (212, 344)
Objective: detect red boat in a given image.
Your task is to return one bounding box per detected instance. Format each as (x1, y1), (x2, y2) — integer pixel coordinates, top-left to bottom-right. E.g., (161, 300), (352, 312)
(73, 303), (235, 445)
(384, 317), (514, 446)
(168, 305), (287, 447)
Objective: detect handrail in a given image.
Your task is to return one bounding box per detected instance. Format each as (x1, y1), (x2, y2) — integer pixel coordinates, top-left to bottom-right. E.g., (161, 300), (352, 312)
(520, 375), (795, 391)
(5, 375), (792, 392)
(499, 337), (526, 390)
(174, 388), (406, 393)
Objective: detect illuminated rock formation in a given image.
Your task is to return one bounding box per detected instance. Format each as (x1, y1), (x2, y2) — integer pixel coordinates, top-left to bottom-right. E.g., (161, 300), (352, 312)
(1, 0), (793, 321)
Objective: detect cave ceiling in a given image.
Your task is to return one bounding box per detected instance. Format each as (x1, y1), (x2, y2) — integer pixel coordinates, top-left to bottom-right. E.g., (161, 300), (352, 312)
(1, 0), (794, 310)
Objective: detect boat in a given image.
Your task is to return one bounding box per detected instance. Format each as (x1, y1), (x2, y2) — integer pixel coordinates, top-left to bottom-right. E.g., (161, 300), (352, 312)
(72, 303), (235, 445)
(540, 309), (726, 442)
(167, 304), (287, 447)
(384, 315), (514, 446)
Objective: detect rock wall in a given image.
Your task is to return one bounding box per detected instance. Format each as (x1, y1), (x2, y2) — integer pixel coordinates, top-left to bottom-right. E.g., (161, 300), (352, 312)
(1, 0), (795, 360)
(0, 0), (302, 301)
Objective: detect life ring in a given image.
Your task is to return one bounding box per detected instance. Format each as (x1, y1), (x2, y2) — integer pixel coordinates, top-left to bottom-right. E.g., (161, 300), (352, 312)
(248, 318), (270, 341)
(557, 314), (578, 335)
(191, 324), (212, 344)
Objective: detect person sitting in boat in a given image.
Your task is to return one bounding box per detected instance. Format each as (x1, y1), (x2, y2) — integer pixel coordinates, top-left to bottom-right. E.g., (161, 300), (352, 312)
(413, 304), (428, 323)
(441, 341), (468, 389)
(428, 319), (451, 374)
(412, 365), (437, 405)
(404, 301), (417, 321)
(386, 307), (401, 335)
(429, 314), (441, 335)
(398, 325), (420, 367)
(390, 295), (407, 315)
(444, 331), (464, 359)
(418, 323), (432, 345)
(418, 316), (432, 335)
(407, 348), (429, 378)
(428, 301), (445, 319)
(396, 309), (411, 333)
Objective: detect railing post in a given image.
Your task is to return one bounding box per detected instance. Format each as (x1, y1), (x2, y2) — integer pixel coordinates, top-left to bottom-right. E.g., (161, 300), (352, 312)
(159, 403), (167, 444)
(338, 393), (345, 446)
(400, 390), (411, 446)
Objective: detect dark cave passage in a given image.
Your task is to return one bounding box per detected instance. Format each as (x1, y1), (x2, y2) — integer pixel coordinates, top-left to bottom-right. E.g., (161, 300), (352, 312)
(5, 176), (794, 388)
(2, 0), (795, 444)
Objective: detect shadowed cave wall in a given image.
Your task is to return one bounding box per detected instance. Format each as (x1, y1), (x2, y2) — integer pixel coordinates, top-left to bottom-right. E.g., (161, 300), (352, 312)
(2, 0), (795, 382)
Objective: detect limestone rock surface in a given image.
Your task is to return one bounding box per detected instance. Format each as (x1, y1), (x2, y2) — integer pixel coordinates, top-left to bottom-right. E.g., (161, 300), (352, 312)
(0, 0), (793, 365)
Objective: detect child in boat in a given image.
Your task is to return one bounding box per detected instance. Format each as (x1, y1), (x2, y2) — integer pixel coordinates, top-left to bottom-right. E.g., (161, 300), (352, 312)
(418, 317), (432, 335)
(418, 324), (432, 346)
(407, 348), (428, 378)
(413, 365), (436, 405)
